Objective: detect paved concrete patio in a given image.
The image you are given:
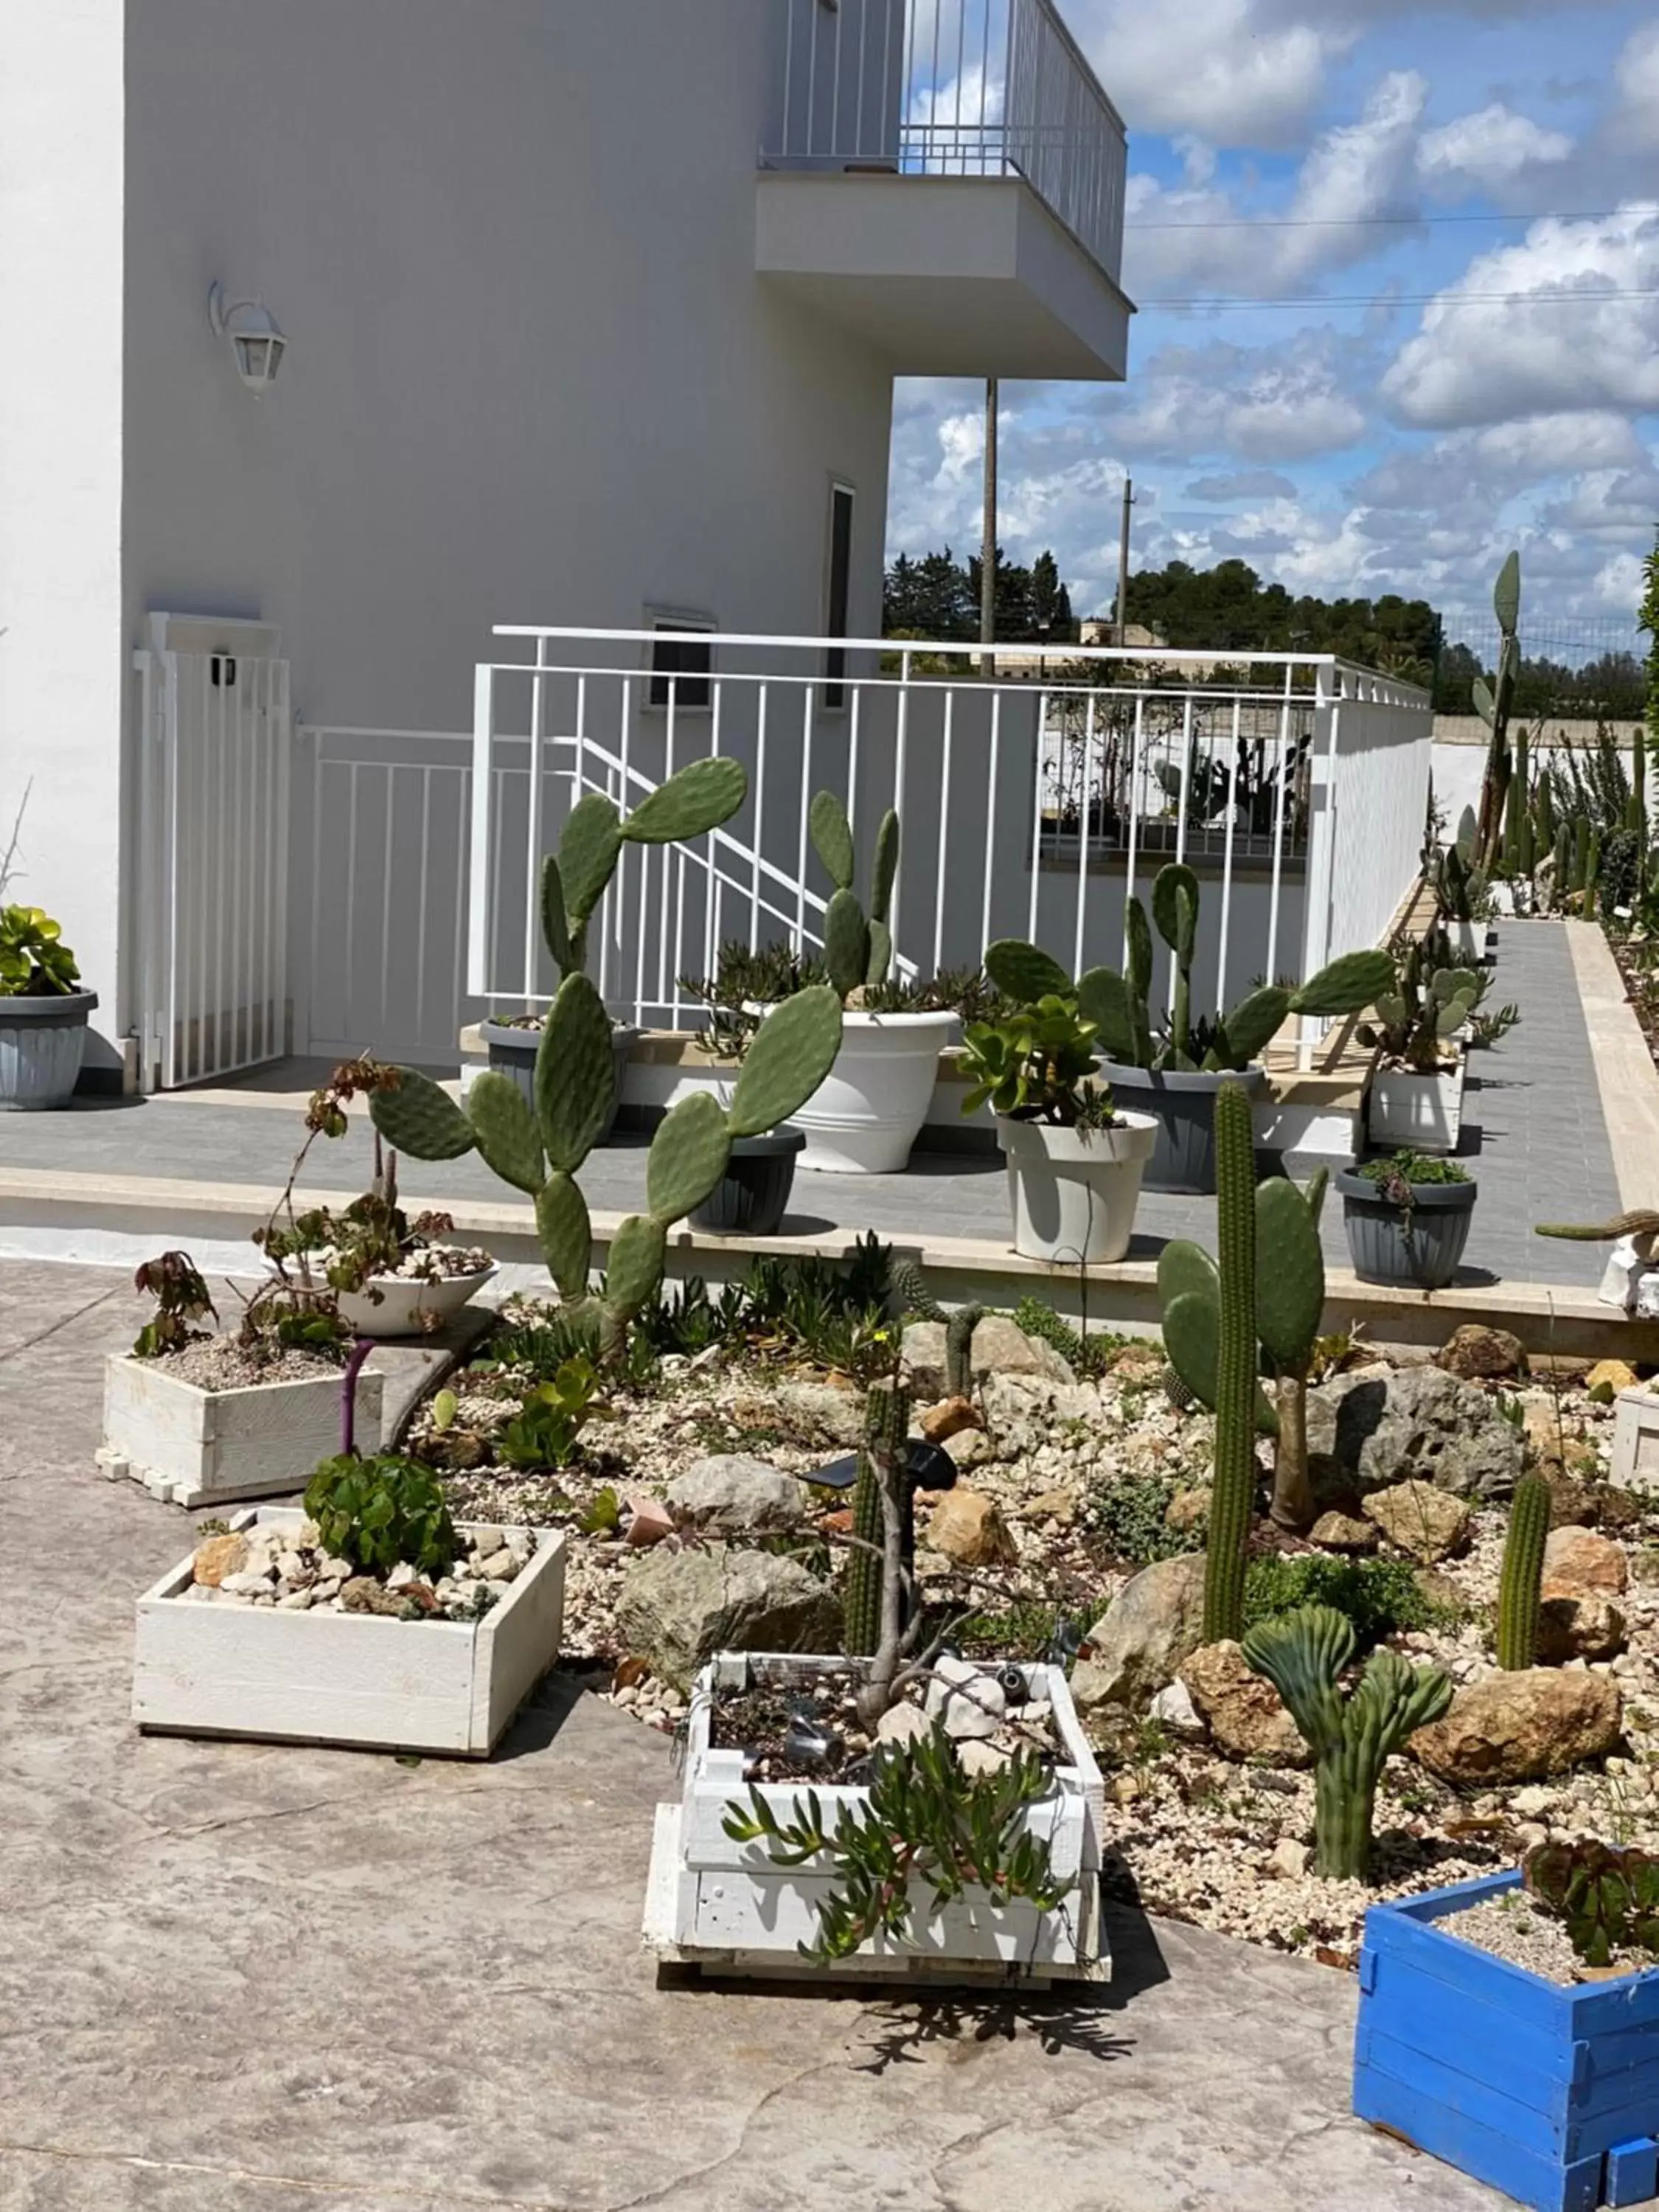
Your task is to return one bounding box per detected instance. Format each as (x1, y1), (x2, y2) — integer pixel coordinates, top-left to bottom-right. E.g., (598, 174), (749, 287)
(0, 1257), (1514, 2211)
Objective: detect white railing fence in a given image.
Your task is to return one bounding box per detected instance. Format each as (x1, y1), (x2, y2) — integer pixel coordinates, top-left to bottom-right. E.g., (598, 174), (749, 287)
(764, 0), (1127, 284)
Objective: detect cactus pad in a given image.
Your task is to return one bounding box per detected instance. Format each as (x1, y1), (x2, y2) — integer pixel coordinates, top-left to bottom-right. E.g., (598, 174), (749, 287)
(645, 1092), (732, 1222)
(986, 939), (1072, 1004)
(1290, 950), (1394, 1018)
(823, 888), (869, 1001)
(538, 854), (575, 976)
(605, 1214), (669, 1320)
(1254, 1176), (1324, 1368)
(809, 790), (856, 890)
(1221, 984), (1291, 1065)
(728, 983), (842, 1138)
(622, 756), (746, 845)
(1152, 863), (1199, 959)
(558, 793), (625, 928)
(467, 1071), (546, 1196)
(535, 973), (617, 1171)
(535, 1171), (593, 1298)
(1077, 965), (1138, 1062)
(368, 1069), (478, 1161)
(871, 810), (900, 925)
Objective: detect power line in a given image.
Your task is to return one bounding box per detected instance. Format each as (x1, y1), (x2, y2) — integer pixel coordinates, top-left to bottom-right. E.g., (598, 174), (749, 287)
(1127, 208), (1649, 232)
(1142, 287), (1659, 309)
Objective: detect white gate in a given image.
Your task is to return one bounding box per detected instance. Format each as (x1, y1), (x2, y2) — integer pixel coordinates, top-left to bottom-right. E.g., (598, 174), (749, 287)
(134, 613), (292, 1091)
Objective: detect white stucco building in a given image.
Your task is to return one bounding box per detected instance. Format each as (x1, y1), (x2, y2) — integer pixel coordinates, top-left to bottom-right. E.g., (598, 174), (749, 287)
(0, 0), (1133, 1087)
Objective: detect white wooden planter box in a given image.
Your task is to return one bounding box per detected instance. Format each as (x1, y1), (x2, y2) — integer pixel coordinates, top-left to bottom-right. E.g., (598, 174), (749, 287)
(97, 1354), (383, 1509)
(1613, 1386), (1659, 1492)
(1366, 1061), (1465, 1155)
(133, 1507), (566, 1756)
(643, 1652), (1107, 1986)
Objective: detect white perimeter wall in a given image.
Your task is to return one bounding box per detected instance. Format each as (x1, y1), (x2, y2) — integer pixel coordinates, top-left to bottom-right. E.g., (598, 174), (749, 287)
(0, 2), (128, 1068)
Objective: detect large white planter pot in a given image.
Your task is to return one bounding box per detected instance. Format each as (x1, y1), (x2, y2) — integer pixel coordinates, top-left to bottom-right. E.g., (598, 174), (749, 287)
(336, 1262), (497, 1339)
(643, 1651), (1107, 1986)
(97, 1353), (383, 1509)
(998, 1113), (1157, 1265)
(787, 1010), (956, 1175)
(1366, 1062), (1464, 1155)
(133, 1506), (567, 1756)
(1448, 919), (1487, 965)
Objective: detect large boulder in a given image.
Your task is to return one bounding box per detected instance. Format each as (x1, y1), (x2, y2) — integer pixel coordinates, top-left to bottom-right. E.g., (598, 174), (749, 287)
(1541, 1527), (1629, 1600)
(1179, 1641), (1310, 1768)
(1307, 1364), (1523, 1502)
(665, 1455), (806, 1535)
(616, 1545), (841, 1689)
(903, 1315), (1074, 1401)
(1410, 1669), (1622, 1786)
(1364, 1479), (1472, 1565)
(733, 1377), (866, 1449)
(1067, 1554), (1207, 1715)
(1537, 1594), (1627, 1665)
(1436, 1326), (1528, 1381)
(978, 1371), (1100, 1458)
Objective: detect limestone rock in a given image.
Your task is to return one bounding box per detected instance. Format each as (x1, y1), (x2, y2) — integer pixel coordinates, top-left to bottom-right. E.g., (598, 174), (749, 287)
(918, 1397), (981, 1445)
(978, 1371), (1100, 1457)
(1587, 1359), (1641, 1399)
(923, 1489), (1018, 1568)
(1537, 1594), (1627, 1665)
(956, 1739), (1013, 1779)
(1538, 1465), (1597, 1529)
(1307, 1364), (1523, 1502)
(1365, 1479), (1472, 1565)
(748, 1378), (866, 1449)
(943, 1427), (991, 1471)
(1150, 1678), (1205, 1740)
(666, 1455), (805, 1535)
(1310, 1510), (1377, 1554)
(616, 1545), (841, 1688)
(1265, 1837), (1310, 1880)
(1519, 1392), (1568, 1478)
(1437, 1325), (1528, 1381)
(925, 1655), (1006, 1741)
(903, 1315), (1074, 1402)
(1411, 1669), (1622, 1785)
(1542, 1527), (1629, 1599)
(1068, 1554), (1208, 1715)
(1179, 1642), (1311, 1768)
(1023, 1486), (1078, 1526)
(875, 1703), (933, 1749)
(1110, 1341), (1167, 1385)
(191, 1532), (248, 1588)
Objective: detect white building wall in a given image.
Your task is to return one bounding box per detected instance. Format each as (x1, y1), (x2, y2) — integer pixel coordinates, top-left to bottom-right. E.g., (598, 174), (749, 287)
(0, 1), (128, 1073)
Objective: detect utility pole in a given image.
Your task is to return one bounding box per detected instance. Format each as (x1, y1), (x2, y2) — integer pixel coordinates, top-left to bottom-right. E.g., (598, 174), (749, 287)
(981, 377), (998, 678)
(1115, 476), (1135, 646)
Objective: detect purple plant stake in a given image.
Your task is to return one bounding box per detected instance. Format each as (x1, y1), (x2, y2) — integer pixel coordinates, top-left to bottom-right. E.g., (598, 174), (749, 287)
(341, 1336), (373, 1456)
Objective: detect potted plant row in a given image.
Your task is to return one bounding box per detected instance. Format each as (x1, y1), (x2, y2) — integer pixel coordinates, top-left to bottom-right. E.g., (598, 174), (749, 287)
(0, 901), (98, 1110)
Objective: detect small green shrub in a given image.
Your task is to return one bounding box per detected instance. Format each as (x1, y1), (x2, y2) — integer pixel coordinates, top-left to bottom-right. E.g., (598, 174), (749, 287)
(498, 1354), (608, 1471)
(1012, 1296), (1130, 1382)
(954, 1599), (1095, 1661)
(1080, 1472), (1200, 1565)
(1242, 1553), (1450, 1648)
(1356, 1150), (1471, 1189)
(303, 1454), (456, 1579)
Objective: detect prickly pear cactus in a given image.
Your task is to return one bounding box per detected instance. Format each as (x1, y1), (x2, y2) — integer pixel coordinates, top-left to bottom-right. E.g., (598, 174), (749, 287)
(810, 790), (900, 996)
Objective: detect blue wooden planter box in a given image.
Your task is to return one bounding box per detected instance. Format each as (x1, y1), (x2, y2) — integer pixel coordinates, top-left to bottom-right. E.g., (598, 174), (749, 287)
(1354, 1872), (1659, 2212)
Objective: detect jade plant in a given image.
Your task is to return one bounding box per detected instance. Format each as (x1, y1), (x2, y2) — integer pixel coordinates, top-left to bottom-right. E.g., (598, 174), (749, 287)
(369, 931), (843, 1366)
(1523, 1840), (1659, 1968)
(809, 789), (899, 999)
(956, 995), (1117, 1127)
(986, 864), (1391, 1074)
(0, 905), (80, 995)
(1241, 1604), (1453, 1881)
(1496, 1472), (1551, 1671)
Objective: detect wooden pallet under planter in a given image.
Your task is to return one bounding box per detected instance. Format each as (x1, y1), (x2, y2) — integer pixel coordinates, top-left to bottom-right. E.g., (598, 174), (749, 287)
(97, 1353), (384, 1509)
(642, 1651), (1107, 1987)
(133, 1506), (566, 1756)
(1354, 1871), (1659, 2212)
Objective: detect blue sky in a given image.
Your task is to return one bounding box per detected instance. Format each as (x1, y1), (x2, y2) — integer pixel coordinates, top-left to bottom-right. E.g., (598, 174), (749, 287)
(885, 0), (1659, 627)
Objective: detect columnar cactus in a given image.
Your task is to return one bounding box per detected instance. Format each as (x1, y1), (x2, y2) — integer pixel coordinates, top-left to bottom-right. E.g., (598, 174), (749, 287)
(1573, 814), (1591, 896)
(1498, 1473), (1551, 1671)
(845, 1377), (909, 1658)
(889, 1259), (983, 1399)
(1153, 863), (1200, 1063)
(1203, 1080), (1257, 1643)
(1551, 821), (1571, 910)
(810, 790), (899, 998)
(1473, 551), (1521, 872)
(1242, 1606), (1453, 1880)
(1586, 828), (1602, 919)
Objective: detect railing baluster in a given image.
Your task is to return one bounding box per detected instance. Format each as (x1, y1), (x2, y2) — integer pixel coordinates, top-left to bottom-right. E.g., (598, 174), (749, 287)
(981, 689), (1001, 959)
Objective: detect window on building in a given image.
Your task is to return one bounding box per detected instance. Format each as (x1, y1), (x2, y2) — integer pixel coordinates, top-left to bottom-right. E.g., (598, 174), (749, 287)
(648, 617), (714, 711)
(826, 482), (855, 708)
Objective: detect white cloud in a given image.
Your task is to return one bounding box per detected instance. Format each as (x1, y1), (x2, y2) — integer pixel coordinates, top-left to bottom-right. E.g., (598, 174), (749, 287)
(1382, 205), (1659, 429)
(1065, 0), (1341, 147)
(1610, 21), (1659, 151)
(1110, 335), (1371, 462)
(1417, 103), (1573, 188)
(1185, 469), (1301, 501)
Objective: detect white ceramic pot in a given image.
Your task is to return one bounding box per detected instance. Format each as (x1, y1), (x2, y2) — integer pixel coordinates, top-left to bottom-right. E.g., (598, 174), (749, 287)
(1366, 1064), (1464, 1155)
(997, 1113), (1157, 1265)
(1449, 919), (1486, 965)
(786, 1009), (956, 1175)
(336, 1261), (498, 1339)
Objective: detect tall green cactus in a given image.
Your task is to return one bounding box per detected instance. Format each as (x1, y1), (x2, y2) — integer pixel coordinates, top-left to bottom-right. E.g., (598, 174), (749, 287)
(845, 1379), (908, 1658)
(1152, 863), (1199, 1064)
(1474, 551), (1522, 873)
(1242, 1606), (1453, 1880)
(1573, 813), (1591, 896)
(1202, 1080), (1256, 1643)
(1498, 1474), (1551, 1672)
(810, 790), (899, 998)
(1551, 821), (1571, 910)
(1586, 829), (1602, 919)
(1634, 722), (1649, 849)
(1514, 724), (1534, 879)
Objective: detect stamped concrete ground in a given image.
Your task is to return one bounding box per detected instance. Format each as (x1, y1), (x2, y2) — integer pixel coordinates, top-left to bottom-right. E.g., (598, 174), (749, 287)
(0, 1260), (1506, 2212)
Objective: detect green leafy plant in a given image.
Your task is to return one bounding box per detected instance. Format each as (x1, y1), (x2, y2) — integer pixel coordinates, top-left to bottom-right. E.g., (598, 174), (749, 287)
(1242, 1554), (1449, 1647)
(577, 1485), (623, 1537)
(957, 993), (1122, 1131)
(499, 1354), (608, 1471)
(131, 1251), (217, 1359)
(1434, 812), (1487, 925)
(810, 789), (900, 998)
(1523, 1840), (1659, 1969)
(1467, 1002), (1521, 1048)
(1242, 1604), (1453, 1880)
(1081, 1472), (1201, 1564)
(722, 1724), (1073, 1964)
(1010, 1297), (1130, 1382)
(0, 904), (80, 995)
(302, 1453), (457, 1579)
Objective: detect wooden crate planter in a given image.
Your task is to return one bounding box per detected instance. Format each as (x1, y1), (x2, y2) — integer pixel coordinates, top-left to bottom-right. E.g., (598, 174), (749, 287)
(97, 1354), (383, 1509)
(133, 1507), (566, 1756)
(1611, 1388), (1659, 1494)
(642, 1652), (1107, 1986)
(1354, 1871), (1659, 2212)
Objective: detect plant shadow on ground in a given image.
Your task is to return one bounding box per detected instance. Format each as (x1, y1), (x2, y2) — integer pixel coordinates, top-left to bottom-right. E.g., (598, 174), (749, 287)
(490, 1666), (614, 1761)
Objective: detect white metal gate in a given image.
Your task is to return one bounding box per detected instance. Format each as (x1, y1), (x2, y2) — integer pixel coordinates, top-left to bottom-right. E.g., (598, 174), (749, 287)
(134, 613), (292, 1091)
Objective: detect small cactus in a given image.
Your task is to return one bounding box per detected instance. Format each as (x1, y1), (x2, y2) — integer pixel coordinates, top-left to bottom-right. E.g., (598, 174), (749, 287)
(810, 790), (899, 998)
(1201, 1079), (1257, 1644)
(888, 1259), (983, 1399)
(1497, 1474), (1552, 1671)
(844, 1380), (908, 1658)
(1242, 1605), (1453, 1880)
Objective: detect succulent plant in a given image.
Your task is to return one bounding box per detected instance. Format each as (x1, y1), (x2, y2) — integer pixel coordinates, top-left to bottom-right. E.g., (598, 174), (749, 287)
(1472, 551), (1521, 872)
(0, 904), (80, 996)
(1524, 1839), (1659, 1968)
(888, 1259), (984, 1399)
(1200, 1080), (1259, 1643)
(1356, 942), (1478, 1071)
(1242, 1604), (1453, 1880)
(1496, 1472), (1551, 1671)
(1436, 813), (1486, 924)
(810, 790), (899, 999)
(303, 1452), (457, 1581)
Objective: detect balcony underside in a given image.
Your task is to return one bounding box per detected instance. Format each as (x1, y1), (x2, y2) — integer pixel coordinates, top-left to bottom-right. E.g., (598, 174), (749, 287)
(755, 172), (1132, 380)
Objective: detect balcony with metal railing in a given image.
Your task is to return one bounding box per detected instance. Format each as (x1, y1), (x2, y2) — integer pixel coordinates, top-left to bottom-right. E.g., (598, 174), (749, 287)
(756, 0), (1133, 380)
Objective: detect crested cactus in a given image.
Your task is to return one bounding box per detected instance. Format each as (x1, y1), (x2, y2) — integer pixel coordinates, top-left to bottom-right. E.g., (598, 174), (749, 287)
(1242, 1605), (1453, 1880)
(810, 790), (899, 998)
(1498, 1473), (1551, 1671)
(844, 1378), (908, 1658)
(1201, 1080), (1257, 1644)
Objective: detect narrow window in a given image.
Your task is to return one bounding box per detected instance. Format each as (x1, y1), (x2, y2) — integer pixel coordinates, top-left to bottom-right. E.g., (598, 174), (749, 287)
(649, 619), (714, 711)
(826, 482), (855, 707)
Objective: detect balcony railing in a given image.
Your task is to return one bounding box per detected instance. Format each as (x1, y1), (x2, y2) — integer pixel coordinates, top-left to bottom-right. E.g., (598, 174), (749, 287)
(763, 0), (1128, 287)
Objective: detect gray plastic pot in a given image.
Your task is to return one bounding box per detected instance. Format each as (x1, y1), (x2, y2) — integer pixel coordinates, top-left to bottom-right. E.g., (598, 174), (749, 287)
(481, 1018), (639, 1144)
(1097, 1060), (1267, 1194)
(1337, 1166), (1478, 1290)
(0, 989), (98, 1110)
(689, 1130), (804, 1237)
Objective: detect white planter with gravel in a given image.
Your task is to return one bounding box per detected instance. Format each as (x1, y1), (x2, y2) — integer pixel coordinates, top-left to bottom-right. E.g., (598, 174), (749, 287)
(335, 1259), (498, 1339)
(133, 1506), (566, 1756)
(643, 1650), (1107, 1984)
(97, 1354), (383, 1509)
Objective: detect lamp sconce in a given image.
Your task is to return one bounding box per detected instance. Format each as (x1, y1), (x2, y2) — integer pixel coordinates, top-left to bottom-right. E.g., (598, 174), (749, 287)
(207, 282), (287, 393)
